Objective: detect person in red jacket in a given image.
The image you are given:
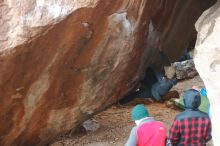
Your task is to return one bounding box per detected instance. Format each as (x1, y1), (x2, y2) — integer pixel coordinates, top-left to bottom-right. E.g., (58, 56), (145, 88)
(169, 89), (212, 146)
(125, 104), (167, 146)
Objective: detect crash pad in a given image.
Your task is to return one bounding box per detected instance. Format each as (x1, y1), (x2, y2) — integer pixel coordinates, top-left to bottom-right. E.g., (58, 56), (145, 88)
(174, 94), (210, 113)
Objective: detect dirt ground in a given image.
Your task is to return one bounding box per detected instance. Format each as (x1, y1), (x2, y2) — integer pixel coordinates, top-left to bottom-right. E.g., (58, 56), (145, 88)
(50, 76), (210, 146)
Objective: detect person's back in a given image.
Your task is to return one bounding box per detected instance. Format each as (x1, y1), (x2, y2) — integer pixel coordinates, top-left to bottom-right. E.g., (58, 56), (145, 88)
(137, 121), (166, 146)
(169, 89), (212, 146)
(125, 104), (167, 146)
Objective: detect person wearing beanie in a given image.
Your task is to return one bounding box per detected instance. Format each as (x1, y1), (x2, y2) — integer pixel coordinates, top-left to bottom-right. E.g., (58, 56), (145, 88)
(125, 104), (167, 146)
(169, 89), (212, 146)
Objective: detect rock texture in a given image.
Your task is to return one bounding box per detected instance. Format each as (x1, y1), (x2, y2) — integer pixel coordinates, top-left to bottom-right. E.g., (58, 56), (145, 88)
(0, 0), (215, 145)
(173, 59), (198, 80)
(195, 1), (220, 145)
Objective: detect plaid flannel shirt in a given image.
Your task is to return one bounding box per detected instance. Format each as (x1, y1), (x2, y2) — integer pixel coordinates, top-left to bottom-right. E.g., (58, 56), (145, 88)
(169, 116), (212, 146)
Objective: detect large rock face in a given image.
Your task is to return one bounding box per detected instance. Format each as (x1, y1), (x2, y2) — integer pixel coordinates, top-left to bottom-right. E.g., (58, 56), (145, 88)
(0, 0), (215, 145)
(195, 1), (220, 145)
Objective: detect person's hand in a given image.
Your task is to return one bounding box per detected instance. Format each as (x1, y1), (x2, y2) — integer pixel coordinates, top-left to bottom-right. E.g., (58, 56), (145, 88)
(192, 86), (200, 91)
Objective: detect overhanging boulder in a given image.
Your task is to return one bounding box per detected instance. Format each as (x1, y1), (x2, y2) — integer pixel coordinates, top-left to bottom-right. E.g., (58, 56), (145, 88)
(0, 0), (215, 145)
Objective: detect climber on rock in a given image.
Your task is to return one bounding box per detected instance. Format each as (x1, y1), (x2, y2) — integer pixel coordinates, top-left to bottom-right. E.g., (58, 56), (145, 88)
(169, 89), (212, 145)
(151, 76), (177, 101)
(119, 66), (177, 104)
(125, 104), (167, 146)
(132, 75), (177, 101)
(139, 65), (177, 101)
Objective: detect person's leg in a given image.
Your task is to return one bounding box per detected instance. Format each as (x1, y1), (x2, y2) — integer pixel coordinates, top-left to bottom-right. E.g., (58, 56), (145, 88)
(151, 77), (177, 101)
(136, 87), (153, 99)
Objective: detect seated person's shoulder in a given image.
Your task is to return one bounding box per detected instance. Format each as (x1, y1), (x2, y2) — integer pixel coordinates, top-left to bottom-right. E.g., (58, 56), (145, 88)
(175, 110), (210, 121)
(175, 112), (184, 121)
(198, 110), (210, 118)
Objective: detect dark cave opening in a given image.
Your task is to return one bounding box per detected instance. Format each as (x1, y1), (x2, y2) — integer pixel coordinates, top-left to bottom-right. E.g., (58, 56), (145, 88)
(119, 37), (197, 105)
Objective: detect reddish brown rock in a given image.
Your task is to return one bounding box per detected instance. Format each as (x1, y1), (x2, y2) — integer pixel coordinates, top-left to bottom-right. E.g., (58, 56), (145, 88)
(163, 90), (179, 101)
(0, 0), (215, 145)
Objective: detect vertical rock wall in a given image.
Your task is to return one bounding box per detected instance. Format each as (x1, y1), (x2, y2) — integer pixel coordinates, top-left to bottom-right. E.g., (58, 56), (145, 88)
(0, 0), (215, 145)
(195, 1), (220, 145)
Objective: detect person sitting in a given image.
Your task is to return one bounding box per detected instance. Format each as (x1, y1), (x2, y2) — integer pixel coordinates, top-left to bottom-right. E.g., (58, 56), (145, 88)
(125, 104), (167, 146)
(169, 89), (212, 146)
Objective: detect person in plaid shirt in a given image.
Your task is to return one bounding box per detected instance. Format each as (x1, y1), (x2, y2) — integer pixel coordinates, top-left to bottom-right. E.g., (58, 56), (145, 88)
(169, 89), (212, 146)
